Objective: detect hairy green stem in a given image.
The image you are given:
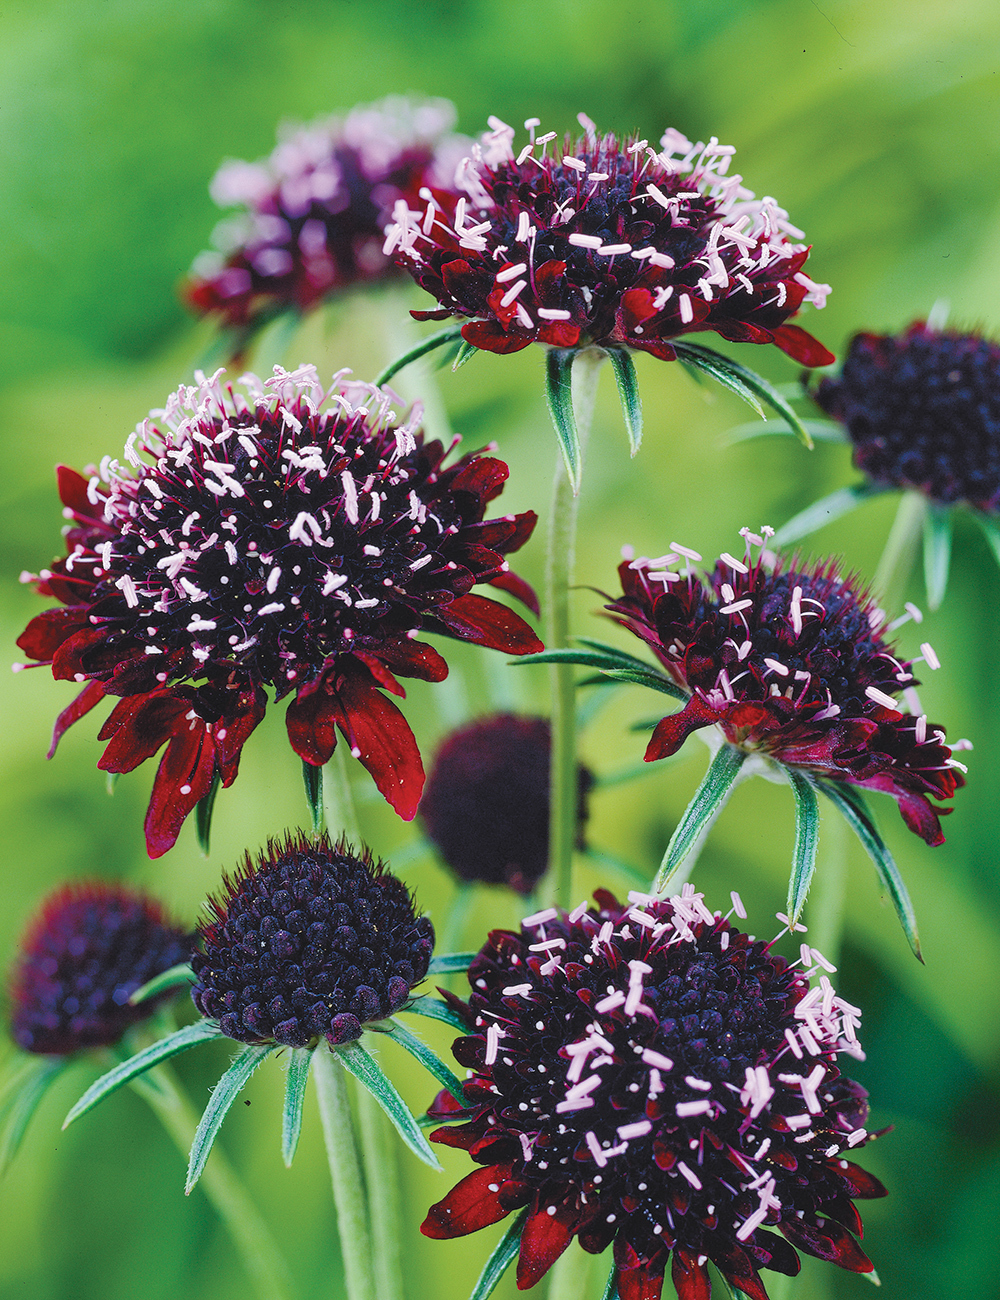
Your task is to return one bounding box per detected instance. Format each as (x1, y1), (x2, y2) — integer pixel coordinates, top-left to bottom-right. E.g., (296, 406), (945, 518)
(807, 799), (849, 968)
(872, 490), (926, 614)
(130, 1064), (294, 1300)
(356, 1085), (403, 1300)
(312, 1048), (377, 1300)
(545, 348), (604, 909)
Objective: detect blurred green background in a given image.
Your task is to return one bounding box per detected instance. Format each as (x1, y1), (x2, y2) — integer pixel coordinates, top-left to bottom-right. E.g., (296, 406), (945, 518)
(2, 1), (999, 1297)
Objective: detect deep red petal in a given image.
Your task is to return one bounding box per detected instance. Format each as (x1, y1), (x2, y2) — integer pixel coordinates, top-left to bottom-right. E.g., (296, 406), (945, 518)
(434, 593), (543, 654)
(537, 321), (581, 348)
(216, 688), (267, 784)
(461, 320), (533, 354)
(856, 773), (946, 845)
(97, 692), (190, 773)
(410, 308), (455, 322)
(449, 457), (510, 503)
(144, 721), (218, 858)
(421, 1165), (512, 1238)
(618, 1262), (667, 1300)
(836, 1161), (888, 1200)
(618, 287), (659, 331)
(16, 609), (90, 662)
(56, 465), (106, 522)
(374, 638), (450, 683)
(516, 1200), (578, 1290)
(780, 1219), (873, 1272)
(716, 1245), (769, 1300)
(644, 696), (719, 760)
(488, 570), (540, 617)
(333, 672), (425, 820)
(47, 680), (106, 759)
(285, 677), (340, 767)
(671, 1248), (711, 1300)
(351, 651), (405, 697)
(771, 324), (836, 367)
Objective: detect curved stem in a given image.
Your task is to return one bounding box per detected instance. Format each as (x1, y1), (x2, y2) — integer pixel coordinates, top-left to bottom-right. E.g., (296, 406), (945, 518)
(130, 1064), (294, 1300)
(546, 348), (604, 909)
(872, 490), (926, 614)
(312, 1047), (377, 1300)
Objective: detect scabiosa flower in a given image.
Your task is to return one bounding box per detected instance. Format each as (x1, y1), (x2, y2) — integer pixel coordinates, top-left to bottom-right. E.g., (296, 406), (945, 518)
(606, 529), (964, 845)
(185, 96), (466, 353)
(419, 714), (593, 894)
(423, 887), (885, 1299)
(16, 366), (541, 857)
(814, 321), (1000, 509)
(191, 831), (433, 1047)
(385, 113), (833, 365)
(10, 882), (191, 1055)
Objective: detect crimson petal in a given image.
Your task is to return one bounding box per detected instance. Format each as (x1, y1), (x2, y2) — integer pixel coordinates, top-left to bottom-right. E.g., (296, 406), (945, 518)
(671, 1248), (711, 1300)
(516, 1200), (578, 1290)
(771, 324), (836, 367)
(644, 696), (720, 760)
(285, 677), (340, 767)
(332, 670), (425, 820)
(97, 693), (190, 772)
(434, 593), (543, 654)
(618, 1263), (667, 1300)
(461, 320), (533, 354)
(47, 680), (106, 759)
(144, 719), (218, 858)
(780, 1218), (873, 1272)
(488, 570), (540, 616)
(421, 1165), (512, 1238)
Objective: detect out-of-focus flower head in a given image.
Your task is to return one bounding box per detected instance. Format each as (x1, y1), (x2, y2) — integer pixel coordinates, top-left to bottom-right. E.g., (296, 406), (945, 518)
(385, 113), (833, 365)
(607, 528), (964, 846)
(191, 831), (433, 1047)
(10, 882), (190, 1055)
(186, 97), (467, 355)
(16, 365), (541, 857)
(419, 713), (593, 894)
(423, 887), (886, 1299)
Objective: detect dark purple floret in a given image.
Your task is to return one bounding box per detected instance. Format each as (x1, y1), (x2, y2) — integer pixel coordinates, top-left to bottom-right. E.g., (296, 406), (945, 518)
(419, 714), (593, 894)
(191, 831), (434, 1047)
(814, 321), (1000, 511)
(10, 883), (191, 1056)
(422, 888), (886, 1300)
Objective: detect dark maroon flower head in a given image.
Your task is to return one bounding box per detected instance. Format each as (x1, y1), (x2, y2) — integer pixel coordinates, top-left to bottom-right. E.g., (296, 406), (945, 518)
(386, 114), (834, 365)
(10, 882), (191, 1056)
(17, 366), (541, 858)
(191, 831), (433, 1047)
(814, 321), (1000, 511)
(606, 529), (964, 846)
(423, 887), (885, 1300)
(185, 97), (466, 354)
(419, 714), (593, 894)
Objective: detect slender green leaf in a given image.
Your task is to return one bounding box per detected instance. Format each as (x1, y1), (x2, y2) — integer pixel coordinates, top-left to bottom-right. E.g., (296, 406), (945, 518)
(545, 347), (582, 493)
(400, 994), (469, 1034)
(673, 340), (815, 448)
(725, 417), (846, 445)
(607, 348), (642, 455)
(468, 1208), (528, 1300)
(600, 1264), (620, 1300)
(818, 781), (921, 959)
(282, 1047), (312, 1168)
(187, 1044), (274, 1193)
(1, 1057), (65, 1176)
(129, 962), (195, 1005)
(709, 1265), (739, 1300)
(787, 771), (821, 925)
(195, 770), (221, 855)
(655, 745), (748, 891)
(575, 637), (674, 671)
(772, 483), (888, 548)
(416, 1111), (437, 1129)
(64, 1019), (224, 1128)
(923, 501), (953, 610)
(595, 666), (687, 701)
(385, 1020), (467, 1104)
(302, 759), (324, 834)
(972, 510), (1000, 570)
(427, 952), (476, 975)
(453, 340), (479, 370)
(374, 323), (466, 387)
(334, 1041), (442, 1170)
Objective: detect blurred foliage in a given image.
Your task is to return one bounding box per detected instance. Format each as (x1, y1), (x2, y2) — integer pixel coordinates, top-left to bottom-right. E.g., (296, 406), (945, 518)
(2, 1), (999, 1298)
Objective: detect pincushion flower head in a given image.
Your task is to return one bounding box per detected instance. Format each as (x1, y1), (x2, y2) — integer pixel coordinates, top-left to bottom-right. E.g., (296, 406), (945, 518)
(419, 713), (593, 894)
(191, 831), (434, 1047)
(186, 96), (466, 355)
(423, 887), (886, 1300)
(10, 882), (190, 1056)
(776, 320), (1000, 608)
(386, 114), (833, 365)
(16, 365), (541, 858)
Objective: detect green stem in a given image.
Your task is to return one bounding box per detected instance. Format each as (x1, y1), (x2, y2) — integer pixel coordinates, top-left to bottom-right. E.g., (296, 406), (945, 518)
(545, 348), (605, 909)
(312, 1048), (377, 1300)
(807, 799), (849, 968)
(356, 1085), (403, 1300)
(872, 490), (927, 614)
(547, 1241), (592, 1300)
(130, 1065), (294, 1300)
(324, 744), (362, 844)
